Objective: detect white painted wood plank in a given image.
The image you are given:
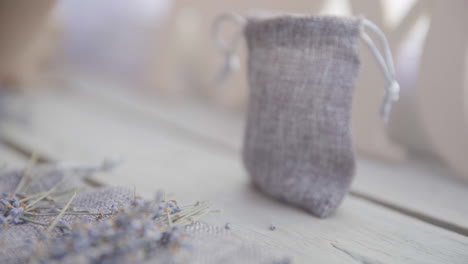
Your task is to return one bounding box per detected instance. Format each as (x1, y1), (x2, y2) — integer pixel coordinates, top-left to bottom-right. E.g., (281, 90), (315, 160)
(1, 90), (467, 263)
(77, 82), (468, 234)
(354, 156), (468, 233)
(0, 142), (26, 168)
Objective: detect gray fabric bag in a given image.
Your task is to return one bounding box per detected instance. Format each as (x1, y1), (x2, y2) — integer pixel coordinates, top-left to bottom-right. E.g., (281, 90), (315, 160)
(215, 13), (399, 218)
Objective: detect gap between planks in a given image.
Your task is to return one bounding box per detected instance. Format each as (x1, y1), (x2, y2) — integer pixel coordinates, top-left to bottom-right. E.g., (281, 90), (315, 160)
(0, 142), (27, 168)
(1, 139), (104, 188)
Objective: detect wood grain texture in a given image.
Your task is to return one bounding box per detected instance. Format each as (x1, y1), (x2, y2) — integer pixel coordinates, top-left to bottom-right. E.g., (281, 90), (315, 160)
(1, 89), (467, 263)
(72, 81), (468, 235)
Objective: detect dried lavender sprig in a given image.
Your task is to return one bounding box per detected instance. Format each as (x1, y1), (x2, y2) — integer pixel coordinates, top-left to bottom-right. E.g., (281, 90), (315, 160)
(19, 191), (49, 203)
(29, 195), (207, 263)
(27, 206), (66, 210)
(39, 187), (86, 203)
(1, 159), (128, 231)
(14, 152), (38, 194)
(20, 217), (49, 226)
(167, 212), (172, 227)
(148, 199), (214, 230)
(171, 202), (211, 221)
(26, 181), (64, 210)
(24, 212), (112, 217)
(19, 185), (77, 203)
(47, 192), (76, 232)
(151, 201), (214, 228)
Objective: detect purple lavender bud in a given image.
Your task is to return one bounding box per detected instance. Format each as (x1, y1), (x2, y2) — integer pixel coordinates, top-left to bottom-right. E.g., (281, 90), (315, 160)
(110, 204), (118, 212)
(152, 212), (162, 220)
(166, 201), (182, 214)
(132, 199), (143, 207)
(0, 215), (6, 225)
(10, 207), (24, 220)
(0, 199), (9, 207)
(57, 219), (69, 228)
(171, 207), (181, 214)
(48, 207), (61, 213)
(15, 193), (26, 199)
(12, 218), (25, 224)
(269, 223), (276, 231)
(159, 226), (182, 246)
(150, 231), (163, 241)
(8, 197), (19, 207)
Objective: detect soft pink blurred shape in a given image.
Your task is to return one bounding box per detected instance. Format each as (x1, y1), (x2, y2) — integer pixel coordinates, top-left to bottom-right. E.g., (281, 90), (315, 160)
(149, 0), (327, 102)
(387, 0), (468, 181)
(390, 14), (432, 156)
(414, 0), (468, 181)
(58, 0), (171, 84)
(0, 0), (57, 88)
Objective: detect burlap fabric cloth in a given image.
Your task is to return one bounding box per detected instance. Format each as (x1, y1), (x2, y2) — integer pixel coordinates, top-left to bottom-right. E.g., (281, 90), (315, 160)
(0, 165), (288, 264)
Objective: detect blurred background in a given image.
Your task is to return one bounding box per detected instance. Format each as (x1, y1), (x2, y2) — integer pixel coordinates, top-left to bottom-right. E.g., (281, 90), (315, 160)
(1, 0), (468, 183)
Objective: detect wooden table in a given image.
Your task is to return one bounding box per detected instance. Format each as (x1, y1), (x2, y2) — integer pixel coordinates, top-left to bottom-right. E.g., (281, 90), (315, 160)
(1, 80), (467, 263)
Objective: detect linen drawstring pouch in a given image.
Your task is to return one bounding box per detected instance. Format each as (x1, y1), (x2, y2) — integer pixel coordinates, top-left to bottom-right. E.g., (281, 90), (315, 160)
(213, 13), (400, 218)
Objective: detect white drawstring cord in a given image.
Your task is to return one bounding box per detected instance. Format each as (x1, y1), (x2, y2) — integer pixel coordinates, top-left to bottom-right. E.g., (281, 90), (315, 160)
(361, 19), (400, 123)
(211, 13), (246, 84)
